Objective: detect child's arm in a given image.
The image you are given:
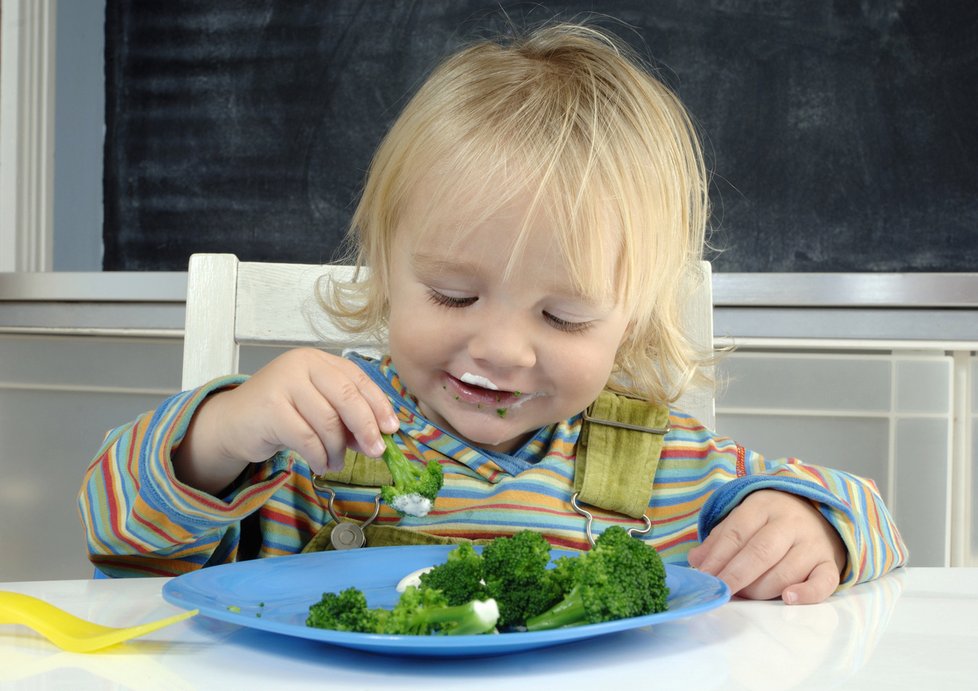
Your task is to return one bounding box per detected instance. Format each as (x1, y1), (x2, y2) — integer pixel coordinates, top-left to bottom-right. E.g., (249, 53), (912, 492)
(687, 489), (847, 604)
(78, 377), (293, 576)
(682, 440), (908, 604)
(78, 348), (398, 576)
(172, 348), (400, 493)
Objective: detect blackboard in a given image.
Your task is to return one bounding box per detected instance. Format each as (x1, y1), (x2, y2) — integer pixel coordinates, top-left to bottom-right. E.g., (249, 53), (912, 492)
(103, 1), (978, 272)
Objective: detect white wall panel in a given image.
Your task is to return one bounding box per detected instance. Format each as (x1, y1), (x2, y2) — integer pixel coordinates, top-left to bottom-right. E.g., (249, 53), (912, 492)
(716, 351), (954, 566)
(0, 335), (182, 581)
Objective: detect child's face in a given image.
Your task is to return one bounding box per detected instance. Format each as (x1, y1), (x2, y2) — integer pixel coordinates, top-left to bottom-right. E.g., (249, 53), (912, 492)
(386, 182), (630, 454)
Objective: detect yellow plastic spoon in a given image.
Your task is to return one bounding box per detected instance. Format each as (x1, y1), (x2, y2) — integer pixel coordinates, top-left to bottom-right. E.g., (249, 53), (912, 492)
(0, 590), (198, 653)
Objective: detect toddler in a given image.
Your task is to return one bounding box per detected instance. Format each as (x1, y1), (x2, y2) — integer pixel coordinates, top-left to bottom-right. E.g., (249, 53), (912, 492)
(79, 22), (906, 603)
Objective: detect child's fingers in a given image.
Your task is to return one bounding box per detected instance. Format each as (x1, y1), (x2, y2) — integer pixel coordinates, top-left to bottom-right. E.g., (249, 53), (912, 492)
(306, 361), (393, 459)
(688, 500), (769, 575)
(330, 357), (400, 433)
(736, 543), (826, 601)
(288, 383), (369, 472)
(781, 560), (841, 605)
(272, 403), (330, 473)
(709, 523), (793, 598)
(689, 490), (846, 604)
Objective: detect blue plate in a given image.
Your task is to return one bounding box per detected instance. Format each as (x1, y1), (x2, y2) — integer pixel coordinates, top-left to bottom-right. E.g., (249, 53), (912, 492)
(162, 546), (729, 657)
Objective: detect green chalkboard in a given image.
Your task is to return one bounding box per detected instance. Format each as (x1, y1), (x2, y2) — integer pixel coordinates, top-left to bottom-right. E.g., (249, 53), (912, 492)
(103, 1), (978, 272)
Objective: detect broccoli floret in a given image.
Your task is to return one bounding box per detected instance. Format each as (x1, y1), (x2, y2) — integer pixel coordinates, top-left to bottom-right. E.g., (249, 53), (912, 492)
(306, 585), (498, 636)
(379, 434), (444, 517)
(418, 542), (488, 605)
(482, 530), (565, 628)
(381, 586), (499, 635)
(307, 529), (666, 636)
(306, 587), (384, 633)
(524, 526), (669, 631)
(547, 553), (582, 595)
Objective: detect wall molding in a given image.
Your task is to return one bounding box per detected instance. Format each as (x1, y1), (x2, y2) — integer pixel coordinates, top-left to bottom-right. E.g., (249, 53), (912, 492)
(0, 381), (177, 396)
(0, 0), (56, 271)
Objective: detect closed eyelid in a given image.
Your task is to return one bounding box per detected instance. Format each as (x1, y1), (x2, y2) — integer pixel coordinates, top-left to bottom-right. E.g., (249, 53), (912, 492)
(427, 288), (477, 308)
(544, 311), (596, 333)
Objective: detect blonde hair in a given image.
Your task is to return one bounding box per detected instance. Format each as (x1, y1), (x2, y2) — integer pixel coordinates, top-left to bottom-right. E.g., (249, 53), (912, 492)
(323, 21), (710, 406)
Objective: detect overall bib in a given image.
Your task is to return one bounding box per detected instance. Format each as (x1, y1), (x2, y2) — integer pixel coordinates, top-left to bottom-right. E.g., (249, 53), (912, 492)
(302, 391), (670, 553)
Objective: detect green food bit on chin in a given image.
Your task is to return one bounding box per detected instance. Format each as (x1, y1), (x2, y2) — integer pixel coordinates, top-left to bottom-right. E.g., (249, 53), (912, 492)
(496, 408), (507, 418)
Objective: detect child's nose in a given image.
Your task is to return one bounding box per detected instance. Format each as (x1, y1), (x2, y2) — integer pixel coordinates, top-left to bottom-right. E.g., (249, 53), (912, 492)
(467, 315), (536, 369)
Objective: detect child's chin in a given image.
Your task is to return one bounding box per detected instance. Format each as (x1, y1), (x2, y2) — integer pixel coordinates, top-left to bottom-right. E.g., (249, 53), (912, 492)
(449, 415), (528, 452)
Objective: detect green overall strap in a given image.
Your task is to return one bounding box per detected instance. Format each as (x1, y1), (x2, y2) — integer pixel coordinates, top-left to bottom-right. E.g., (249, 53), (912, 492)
(574, 390), (671, 519)
(316, 449), (392, 487)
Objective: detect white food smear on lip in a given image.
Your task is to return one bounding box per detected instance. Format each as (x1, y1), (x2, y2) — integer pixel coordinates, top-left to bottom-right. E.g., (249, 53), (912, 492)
(458, 371), (548, 411)
(460, 372), (499, 390)
(508, 391), (544, 410)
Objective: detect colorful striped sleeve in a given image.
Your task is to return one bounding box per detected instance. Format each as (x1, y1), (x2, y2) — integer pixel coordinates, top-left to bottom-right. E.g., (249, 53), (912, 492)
(695, 446), (909, 588)
(77, 376), (294, 577)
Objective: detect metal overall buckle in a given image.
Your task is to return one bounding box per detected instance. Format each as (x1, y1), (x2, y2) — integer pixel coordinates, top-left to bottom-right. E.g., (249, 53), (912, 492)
(570, 492), (652, 548)
(312, 479), (381, 550)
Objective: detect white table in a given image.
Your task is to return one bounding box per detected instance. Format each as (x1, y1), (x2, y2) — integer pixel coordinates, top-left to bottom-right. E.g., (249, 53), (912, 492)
(2, 567), (976, 690)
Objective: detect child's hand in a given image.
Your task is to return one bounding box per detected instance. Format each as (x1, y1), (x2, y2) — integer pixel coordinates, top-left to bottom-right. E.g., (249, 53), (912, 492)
(687, 490), (847, 605)
(173, 349), (399, 493)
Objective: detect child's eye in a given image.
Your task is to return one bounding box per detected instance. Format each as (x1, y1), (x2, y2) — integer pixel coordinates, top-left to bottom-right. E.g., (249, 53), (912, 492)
(427, 289), (477, 309)
(544, 312), (594, 334)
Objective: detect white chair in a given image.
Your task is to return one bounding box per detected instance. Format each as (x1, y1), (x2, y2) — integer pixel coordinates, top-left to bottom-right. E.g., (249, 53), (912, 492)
(182, 254), (715, 429)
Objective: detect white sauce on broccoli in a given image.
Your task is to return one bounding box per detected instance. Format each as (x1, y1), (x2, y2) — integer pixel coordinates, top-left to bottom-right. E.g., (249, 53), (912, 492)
(392, 494), (433, 517)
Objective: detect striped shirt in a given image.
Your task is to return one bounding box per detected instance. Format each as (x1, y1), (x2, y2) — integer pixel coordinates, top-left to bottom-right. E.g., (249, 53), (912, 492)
(78, 354), (907, 586)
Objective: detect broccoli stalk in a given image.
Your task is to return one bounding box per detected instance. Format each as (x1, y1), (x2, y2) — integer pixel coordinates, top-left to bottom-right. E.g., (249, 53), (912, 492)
(306, 585), (499, 636)
(524, 526), (669, 631)
(379, 434), (444, 517)
(522, 584), (591, 630)
(385, 586), (499, 635)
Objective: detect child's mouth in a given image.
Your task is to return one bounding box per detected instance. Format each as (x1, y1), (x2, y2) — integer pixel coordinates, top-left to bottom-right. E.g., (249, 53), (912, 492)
(447, 372), (532, 409)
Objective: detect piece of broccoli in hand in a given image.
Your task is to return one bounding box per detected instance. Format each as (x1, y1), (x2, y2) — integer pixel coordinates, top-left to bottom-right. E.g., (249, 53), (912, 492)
(306, 587), (384, 633)
(382, 586), (499, 636)
(524, 525), (669, 631)
(418, 542), (488, 606)
(379, 434), (444, 517)
(482, 530), (565, 628)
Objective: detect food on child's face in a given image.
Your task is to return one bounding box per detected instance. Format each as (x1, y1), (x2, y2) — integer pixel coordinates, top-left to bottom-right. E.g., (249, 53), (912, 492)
(460, 372), (500, 390)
